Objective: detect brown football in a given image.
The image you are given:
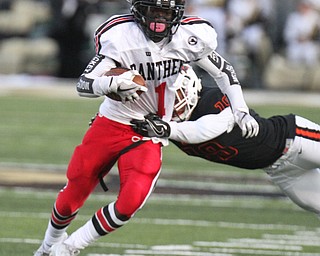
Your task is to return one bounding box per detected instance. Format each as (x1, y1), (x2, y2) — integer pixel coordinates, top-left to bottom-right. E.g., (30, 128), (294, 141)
(104, 67), (146, 101)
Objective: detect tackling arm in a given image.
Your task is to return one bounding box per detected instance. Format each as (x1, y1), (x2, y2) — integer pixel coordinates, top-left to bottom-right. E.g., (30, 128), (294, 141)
(130, 109), (235, 144)
(169, 108), (234, 144)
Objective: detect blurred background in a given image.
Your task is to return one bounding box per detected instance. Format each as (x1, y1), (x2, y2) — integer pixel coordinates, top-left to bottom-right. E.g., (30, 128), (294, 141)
(1, 0), (320, 90)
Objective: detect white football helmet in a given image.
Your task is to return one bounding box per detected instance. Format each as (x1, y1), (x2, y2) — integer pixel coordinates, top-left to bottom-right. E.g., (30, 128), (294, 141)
(172, 64), (202, 122)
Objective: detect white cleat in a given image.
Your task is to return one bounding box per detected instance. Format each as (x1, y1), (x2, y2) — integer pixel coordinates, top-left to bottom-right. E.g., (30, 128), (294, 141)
(49, 243), (80, 256)
(33, 246), (49, 256)
(33, 233), (68, 256)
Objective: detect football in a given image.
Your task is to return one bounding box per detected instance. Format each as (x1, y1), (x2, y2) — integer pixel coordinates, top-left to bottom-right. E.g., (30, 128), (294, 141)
(104, 67), (146, 101)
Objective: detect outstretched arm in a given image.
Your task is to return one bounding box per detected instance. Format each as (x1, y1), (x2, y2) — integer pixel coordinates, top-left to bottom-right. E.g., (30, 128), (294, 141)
(131, 109), (235, 144)
(195, 52), (259, 138)
(169, 108), (234, 143)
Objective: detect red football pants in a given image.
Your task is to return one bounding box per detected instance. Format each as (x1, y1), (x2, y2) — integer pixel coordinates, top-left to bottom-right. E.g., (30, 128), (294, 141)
(55, 115), (162, 218)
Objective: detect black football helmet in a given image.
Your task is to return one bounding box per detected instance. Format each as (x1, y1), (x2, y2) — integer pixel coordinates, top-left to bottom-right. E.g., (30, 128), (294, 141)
(128, 0), (185, 42)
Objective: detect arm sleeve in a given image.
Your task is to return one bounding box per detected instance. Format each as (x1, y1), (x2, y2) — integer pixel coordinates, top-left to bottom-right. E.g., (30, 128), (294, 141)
(195, 51), (249, 113)
(169, 108), (234, 144)
(76, 54), (118, 98)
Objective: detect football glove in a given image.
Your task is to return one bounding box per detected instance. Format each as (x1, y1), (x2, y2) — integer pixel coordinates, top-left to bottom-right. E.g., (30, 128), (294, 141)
(130, 113), (171, 138)
(108, 70), (147, 103)
(229, 108), (259, 138)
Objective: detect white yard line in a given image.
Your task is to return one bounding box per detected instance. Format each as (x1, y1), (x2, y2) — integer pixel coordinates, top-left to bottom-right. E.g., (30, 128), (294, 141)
(0, 186), (300, 211)
(1, 236), (319, 256)
(0, 210), (312, 232)
(1, 209), (319, 256)
(207, 248), (320, 256)
(0, 238), (147, 249)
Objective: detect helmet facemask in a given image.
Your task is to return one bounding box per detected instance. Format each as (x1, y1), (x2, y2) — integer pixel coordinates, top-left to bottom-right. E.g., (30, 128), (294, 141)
(172, 65), (202, 122)
(130, 0), (185, 42)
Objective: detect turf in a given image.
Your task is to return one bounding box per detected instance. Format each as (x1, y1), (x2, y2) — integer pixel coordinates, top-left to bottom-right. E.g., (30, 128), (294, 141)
(1, 188), (320, 255)
(0, 95), (319, 171)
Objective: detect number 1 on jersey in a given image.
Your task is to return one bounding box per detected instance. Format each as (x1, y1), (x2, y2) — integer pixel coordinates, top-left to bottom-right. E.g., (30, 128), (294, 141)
(155, 82), (166, 118)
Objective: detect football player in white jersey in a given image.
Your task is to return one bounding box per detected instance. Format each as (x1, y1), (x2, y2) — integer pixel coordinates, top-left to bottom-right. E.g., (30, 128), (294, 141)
(131, 65), (320, 218)
(34, 1), (259, 255)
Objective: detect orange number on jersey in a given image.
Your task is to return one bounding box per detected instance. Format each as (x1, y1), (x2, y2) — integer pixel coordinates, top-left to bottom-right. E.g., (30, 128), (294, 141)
(214, 95), (230, 111)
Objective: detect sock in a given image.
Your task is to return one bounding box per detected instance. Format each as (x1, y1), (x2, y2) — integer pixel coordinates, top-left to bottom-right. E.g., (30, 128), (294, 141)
(92, 201), (130, 236)
(64, 219), (100, 249)
(63, 202), (130, 250)
(42, 220), (68, 252)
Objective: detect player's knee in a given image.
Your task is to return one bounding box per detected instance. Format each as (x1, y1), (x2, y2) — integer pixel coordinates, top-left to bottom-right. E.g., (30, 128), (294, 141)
(284, 187), (320, 215)
(55, 179), (94, 216)
(116, 180), (151, 217)
(292, 198), (320, 215)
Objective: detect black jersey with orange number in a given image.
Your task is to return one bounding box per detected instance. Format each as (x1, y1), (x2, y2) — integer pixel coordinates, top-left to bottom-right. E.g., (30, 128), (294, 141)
(171, 86), (296, 169)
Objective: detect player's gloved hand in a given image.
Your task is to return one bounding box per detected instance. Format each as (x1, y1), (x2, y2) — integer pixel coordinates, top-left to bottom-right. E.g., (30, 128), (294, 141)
(108, 70), (147, 103)
(130, 113), (171, 138)
(230, 108), (259, 138)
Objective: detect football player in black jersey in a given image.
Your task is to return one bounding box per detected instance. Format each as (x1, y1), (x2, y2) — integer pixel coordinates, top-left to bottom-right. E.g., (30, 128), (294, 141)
(131, 64), (320, 216)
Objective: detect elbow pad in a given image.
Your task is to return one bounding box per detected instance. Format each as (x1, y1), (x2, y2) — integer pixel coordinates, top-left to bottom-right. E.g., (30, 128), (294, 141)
(77, 75), (114, 97)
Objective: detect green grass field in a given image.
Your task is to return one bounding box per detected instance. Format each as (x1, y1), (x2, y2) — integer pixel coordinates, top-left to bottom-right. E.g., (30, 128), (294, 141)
(1, 92), (320, 255)
(1, 94), (319, 172)
(1, 188), (320, 255)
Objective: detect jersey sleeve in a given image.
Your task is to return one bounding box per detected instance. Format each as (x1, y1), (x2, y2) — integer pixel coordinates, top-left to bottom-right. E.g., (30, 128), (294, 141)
(76, 15), (135, 98)
(94, 14), (135, 59)
(184, 17), (218, 60)
(172, 16), (218, 62)
(76, 54), (118, 97)
(169, 108), (234, 144)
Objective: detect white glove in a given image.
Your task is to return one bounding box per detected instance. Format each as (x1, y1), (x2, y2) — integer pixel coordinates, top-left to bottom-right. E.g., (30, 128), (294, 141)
(108, 70), (147, 103)
(228, 108), (259, 138)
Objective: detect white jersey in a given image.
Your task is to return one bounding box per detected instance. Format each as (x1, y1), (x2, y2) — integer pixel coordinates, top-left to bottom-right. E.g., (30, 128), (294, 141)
(78, 14), (217, 124)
